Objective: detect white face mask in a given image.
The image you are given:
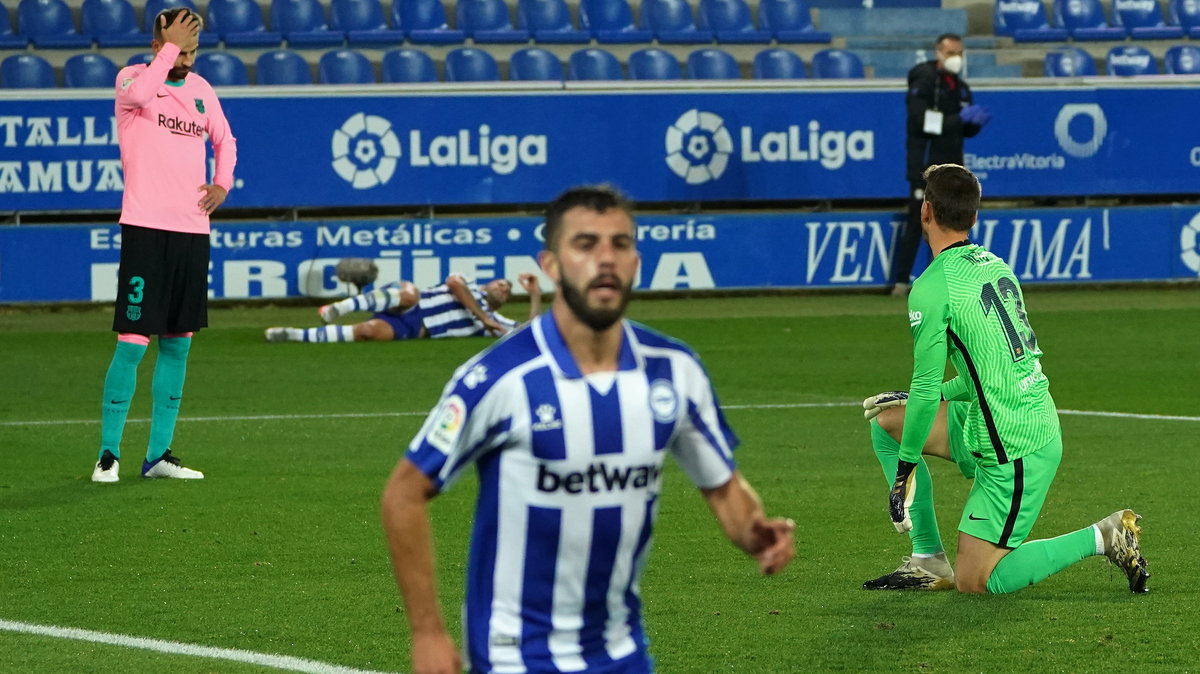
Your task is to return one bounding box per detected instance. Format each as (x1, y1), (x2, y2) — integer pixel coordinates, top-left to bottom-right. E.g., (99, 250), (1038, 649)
(942, 55), (965, 75)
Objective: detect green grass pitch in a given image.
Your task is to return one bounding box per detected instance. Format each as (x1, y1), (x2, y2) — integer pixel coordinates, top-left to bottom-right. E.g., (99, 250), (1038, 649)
(2, 288), (1197, 672)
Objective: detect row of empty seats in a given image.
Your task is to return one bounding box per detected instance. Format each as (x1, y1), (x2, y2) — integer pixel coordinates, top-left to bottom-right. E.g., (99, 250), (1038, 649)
(1046, 42), (1198, 72)
(996, 0), (1200, 41)
(0, 45), (867, 85)
(0, 0), (831, 49)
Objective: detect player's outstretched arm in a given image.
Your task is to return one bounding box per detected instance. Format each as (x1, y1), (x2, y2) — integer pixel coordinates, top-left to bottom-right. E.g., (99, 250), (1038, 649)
(381, 460), (460, 674)
(702, 472), (795, 575)
(518, 273), (543, 321)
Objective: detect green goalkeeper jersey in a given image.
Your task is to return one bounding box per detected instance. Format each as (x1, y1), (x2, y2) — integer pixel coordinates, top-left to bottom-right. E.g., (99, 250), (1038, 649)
(899, 241), (1060, 465)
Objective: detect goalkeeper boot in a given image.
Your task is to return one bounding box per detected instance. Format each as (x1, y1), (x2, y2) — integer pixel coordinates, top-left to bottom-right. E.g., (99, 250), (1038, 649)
(142, 450), (204, 480)
(863, 553), (955, 590)
(91, 450), (119, 483)
(1096, 509), (1149, 593)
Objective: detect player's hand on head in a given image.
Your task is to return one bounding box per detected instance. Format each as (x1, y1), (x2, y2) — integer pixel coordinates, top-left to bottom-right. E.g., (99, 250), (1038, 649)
(750, 517), (795, 575)
(160, 11), (200, 48)
(411, 630), (460, 674)
(197, 184), (227, 215)
(889, 461), (918, 533)
(863, 391), (908, 421)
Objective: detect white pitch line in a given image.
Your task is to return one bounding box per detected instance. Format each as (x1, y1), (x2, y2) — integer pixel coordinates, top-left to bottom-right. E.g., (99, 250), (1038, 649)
(0, 619), (395, 674)
(2, 402), (1198, 427)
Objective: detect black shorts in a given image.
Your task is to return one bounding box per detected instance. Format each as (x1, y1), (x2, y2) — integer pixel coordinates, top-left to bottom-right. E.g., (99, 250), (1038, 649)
(112, 224), (210, 335)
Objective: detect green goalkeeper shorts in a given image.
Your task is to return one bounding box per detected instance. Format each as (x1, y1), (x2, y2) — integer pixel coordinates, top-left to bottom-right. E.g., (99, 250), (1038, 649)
(957, 435), (1062, 548)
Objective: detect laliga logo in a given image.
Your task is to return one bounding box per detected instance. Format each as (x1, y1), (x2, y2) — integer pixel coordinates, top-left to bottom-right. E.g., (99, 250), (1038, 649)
(1182, 212), (1200, 275)
(1053, 104), (1107, 159)
(665, 109), (732, 185)
(332, 113), (402, 189)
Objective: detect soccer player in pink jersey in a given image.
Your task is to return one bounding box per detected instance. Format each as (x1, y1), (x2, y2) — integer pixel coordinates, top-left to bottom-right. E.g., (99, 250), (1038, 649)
(92, 8), (238, 483)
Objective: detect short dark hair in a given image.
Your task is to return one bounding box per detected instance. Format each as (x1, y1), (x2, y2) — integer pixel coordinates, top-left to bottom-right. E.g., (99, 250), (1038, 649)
(935, 33), (962, 48)
(153, 8), (203, 42)
(543, 184), (634, 251)
(922, 164), (980, 232)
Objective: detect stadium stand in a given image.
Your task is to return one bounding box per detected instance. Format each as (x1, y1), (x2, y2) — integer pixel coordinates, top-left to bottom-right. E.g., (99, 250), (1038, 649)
(1113, 0), (1185, 38)
(1164, 43), (1200, 72)
(82, 0), (146, 47)
(319, 46), (374, 81)
(1044, 45), (1097, 75)
(443, 45), (499, 80)
(1, 52), (56, 86)
(457, 0), (529, 42)
(0, 0), (30, 47)
(568, 46), (623, 78)
(144, 0), (218, 46)
(396, 0), (465, 43)
(1052, 0), (1126, 40)
(687, 46), (739, 77)
(579, 0), (652, 43)
(995, 0), (1070, 42)
(516, 0), (589, 43)
(381, 46), (437, 80)
(272, 0), (344, 46)
(1168, 0), (1200, 37)
(640, 0), (710, 43)
(127, 51), (153, 64)
(207, 0), (282, 46)
(752, 47), (805, 77)
(756, 0), (831, 43)
(1106, 44), (1158, 74)
(698, 0), (771, 43)
(628, 46), (681, 78)
(63, 51), (117, 86)
(19, 0), (92, 47)
(820, 6), (964, 37)
(811, 47), (863, 77)
(330, 0), (403, 44)
(194, 49), (249, 83)
(508, 45), (563, 79)
(256, 48), (314, 83)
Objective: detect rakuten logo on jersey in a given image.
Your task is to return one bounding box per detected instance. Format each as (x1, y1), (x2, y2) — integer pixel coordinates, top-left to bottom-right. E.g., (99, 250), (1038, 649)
(158, 115), (204, 138)
(537, 462), (663, 494)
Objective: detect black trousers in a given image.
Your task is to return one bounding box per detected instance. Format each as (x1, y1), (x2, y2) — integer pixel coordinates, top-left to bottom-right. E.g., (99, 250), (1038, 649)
(892, 180), (925, 285)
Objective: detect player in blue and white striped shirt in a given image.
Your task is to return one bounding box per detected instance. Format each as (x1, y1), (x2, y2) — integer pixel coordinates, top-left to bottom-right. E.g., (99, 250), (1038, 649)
(381, 186), (796, 674)
(265, 274), (540, 344)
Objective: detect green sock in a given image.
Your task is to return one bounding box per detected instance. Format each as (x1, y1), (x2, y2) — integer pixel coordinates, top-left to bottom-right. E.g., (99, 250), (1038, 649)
(870, 420), (943, 555)
(986, 527), (1098, 594)
(147, 336), (191, 462)
(100, 340), (147, 460)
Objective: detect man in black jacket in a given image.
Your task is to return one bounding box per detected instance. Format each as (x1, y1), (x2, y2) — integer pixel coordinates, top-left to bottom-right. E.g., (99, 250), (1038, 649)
(892, 33), (990, 295)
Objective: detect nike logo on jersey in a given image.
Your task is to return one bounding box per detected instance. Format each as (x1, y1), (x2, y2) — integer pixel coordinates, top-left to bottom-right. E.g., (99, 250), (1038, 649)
(109, 399), (129, 405)
(968, 513), (988, 521)
(169, 395), (183, 401)
(156, 93), (169, 98)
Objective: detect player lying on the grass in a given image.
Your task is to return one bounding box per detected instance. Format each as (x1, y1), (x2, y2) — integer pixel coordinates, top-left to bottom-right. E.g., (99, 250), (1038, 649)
(265, 273), (542, 343)
(861, 163), (1149, 595)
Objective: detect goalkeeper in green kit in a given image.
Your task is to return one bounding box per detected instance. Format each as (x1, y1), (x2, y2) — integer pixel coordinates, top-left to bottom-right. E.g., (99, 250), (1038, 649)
(860, 164), (1149, 594)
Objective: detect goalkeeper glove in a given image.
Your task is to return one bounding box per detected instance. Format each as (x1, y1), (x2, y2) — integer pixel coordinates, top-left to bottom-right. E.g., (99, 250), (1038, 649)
(862, 391), (908, 421)
(889, 460), (918, 533)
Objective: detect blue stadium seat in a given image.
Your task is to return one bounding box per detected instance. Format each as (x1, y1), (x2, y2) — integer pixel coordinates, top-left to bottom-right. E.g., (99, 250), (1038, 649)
(752, 48), (805, 78)
(255, 48), (313, 83)
(1113, 0), (1184, 38)
(1043, 46), (1096, 75)
(698, 0), (770, 43)
(272, 0), (344, 46)
(319, 47), (374, 82)
(1165, 43), (1200, 73)
(144, 0), (217, 46)
(811, 48), (863, 78)
(382, 47), (437, 81)
(457, 0), (529, 43)
(395, 0), (465, 43)
(127, 51), (153, 65)
(995, 0), (1069, 41)
(687, 47), (739, 78)
(508, 46), (563, 80)
(1169, 0), (1200, 37)
(64, 53), (118, 87)
(208, 0), (281, 46)
(1106, 45), (1158, 75)
(82, 0), (145, 47)
(516, 0), (589, 43)
(331, 0), (405, 45)
(756, 0), (831, 43)
(628, 47), (681, 79)
(567, 47), (623, 79)
(444, 46), (499, 81)
(194, 51), (249, 84)
(579, 0), (652, 42)
(0, 53), (55, 87)
(1052, 0), (1125, 40)
(18, 0), (92, 47)
(641, 0), (711, 43)
(0, 0), (30, 47)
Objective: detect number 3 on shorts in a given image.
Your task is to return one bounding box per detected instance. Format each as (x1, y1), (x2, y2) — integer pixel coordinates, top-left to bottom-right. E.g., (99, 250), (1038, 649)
(128, 276), (145, 304)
